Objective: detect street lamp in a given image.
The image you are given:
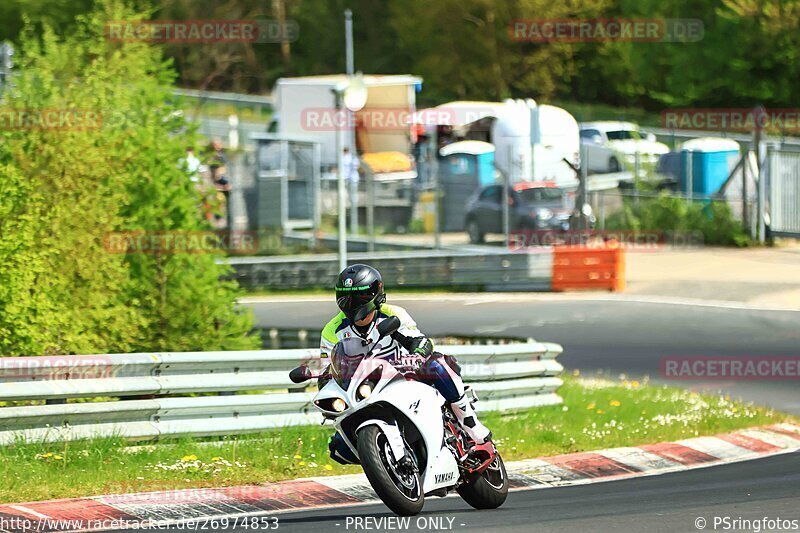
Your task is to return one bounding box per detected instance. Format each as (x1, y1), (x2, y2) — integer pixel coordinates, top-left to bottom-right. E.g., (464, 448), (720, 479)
(333, 73), (367, 271)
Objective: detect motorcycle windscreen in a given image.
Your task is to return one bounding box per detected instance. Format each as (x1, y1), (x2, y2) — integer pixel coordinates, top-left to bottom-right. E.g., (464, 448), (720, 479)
(330, 337), (374, 388)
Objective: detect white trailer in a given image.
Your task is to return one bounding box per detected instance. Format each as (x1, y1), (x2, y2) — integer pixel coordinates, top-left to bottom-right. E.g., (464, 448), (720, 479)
(414, 99), (580, 187)
(271, 74), (422, 167)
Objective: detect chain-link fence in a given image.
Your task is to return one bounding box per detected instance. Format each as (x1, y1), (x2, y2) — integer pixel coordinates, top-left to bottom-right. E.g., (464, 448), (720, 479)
(585, 187), (758, 247)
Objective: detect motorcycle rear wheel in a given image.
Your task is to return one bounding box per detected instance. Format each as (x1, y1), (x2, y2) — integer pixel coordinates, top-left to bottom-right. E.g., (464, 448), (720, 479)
(357, 425), (424, 516)
(457, 453), (509, 509)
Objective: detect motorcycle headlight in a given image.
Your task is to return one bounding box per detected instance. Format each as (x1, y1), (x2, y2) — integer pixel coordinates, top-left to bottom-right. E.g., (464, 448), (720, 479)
(536, 208), (553, 221)
(316, 397), (348, 413)
(332, 398), (347, 412)
(581, 203), (594, 217)
(357, 382), (373, 400)
(356, 368), (382, 402)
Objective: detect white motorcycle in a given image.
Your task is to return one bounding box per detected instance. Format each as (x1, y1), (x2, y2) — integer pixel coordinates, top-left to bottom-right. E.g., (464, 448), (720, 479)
(289, 317), (508, 516)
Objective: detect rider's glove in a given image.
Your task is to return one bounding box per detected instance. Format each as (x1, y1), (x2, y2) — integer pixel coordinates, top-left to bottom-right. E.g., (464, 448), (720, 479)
(410, 337), (434, 358)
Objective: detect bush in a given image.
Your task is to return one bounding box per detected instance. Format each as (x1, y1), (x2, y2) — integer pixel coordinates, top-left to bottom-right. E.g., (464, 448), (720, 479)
(0, 1), (257, 356)
(606, 192), (751, 247)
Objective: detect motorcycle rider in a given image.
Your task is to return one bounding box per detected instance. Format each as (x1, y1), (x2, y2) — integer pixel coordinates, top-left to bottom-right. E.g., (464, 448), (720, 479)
(320, 264), (492, 465)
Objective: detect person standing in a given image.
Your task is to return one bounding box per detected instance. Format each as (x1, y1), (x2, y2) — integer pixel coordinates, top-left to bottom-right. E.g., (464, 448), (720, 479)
(207, 140), (231, 229)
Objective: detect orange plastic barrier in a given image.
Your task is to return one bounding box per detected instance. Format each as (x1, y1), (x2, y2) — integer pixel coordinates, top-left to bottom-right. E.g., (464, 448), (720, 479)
(551, 244), (625, 292)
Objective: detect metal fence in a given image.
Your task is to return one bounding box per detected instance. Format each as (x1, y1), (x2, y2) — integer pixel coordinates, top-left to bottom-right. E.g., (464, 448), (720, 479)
(252, 134), (321, 232)
(766, 148), (800, 238)
(648, 126), (800, 150)
(0, 343), (564, 445)
(226, 249), (554, 291)
(587, 189), (756, 234)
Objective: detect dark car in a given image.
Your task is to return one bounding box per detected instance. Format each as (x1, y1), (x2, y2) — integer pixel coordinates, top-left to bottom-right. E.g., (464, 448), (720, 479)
(464, 182), (576, 244)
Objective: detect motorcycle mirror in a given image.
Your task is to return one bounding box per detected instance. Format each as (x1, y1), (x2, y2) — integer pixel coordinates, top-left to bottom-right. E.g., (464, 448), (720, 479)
(377, 316), (401, 337)
(289, 365), (313, 384)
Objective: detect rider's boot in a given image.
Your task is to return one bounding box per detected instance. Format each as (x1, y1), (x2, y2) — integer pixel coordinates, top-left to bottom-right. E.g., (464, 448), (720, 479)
(450, 394), (492, 444)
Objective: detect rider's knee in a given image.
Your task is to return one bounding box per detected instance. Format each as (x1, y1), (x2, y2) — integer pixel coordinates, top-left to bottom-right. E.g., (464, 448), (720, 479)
(421, 352), (461, 377)
(419, 353), (462, 402)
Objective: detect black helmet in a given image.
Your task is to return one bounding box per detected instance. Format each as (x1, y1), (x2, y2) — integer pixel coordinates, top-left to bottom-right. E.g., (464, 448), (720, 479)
(335, 264), (385, 323)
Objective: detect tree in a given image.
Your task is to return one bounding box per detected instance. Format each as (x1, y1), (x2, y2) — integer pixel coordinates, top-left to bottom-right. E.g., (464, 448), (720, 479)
(0, 0), (257, 356)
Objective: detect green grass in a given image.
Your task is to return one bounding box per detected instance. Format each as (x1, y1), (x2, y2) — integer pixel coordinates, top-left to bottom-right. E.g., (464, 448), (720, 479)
(0, 376), (792, 503)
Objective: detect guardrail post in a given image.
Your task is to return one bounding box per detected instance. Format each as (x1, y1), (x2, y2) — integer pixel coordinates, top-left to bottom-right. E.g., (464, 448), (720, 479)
(269, 328), (280, 349)
(298, 329), (309, 348)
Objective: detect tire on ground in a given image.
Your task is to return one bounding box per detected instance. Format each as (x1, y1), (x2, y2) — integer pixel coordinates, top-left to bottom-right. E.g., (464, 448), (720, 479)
(356, 425), (425, 516)
(456, 454), (509, 509)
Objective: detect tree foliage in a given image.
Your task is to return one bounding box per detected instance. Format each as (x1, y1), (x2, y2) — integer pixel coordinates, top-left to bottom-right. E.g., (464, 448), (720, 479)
(1, 0), (798, 108)
(0, 0), (256, 356)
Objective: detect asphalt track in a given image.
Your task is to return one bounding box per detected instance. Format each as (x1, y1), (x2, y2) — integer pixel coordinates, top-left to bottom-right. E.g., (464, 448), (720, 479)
(117, 297), (800, 533)
(245, 295), (800, 414)
(143, 451), (800, 533)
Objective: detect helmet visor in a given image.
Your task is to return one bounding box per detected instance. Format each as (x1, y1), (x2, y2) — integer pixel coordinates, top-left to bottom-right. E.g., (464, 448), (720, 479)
(336, 288), (377, 323)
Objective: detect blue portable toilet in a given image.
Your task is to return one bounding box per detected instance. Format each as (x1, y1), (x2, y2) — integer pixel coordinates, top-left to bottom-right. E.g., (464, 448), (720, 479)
(438, 141), (496, 231)
(680, 138), (740, 196)
(439, 141), (496, 186)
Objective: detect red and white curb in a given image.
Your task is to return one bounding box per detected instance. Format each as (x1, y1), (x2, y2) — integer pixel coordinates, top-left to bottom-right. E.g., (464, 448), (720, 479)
(1, 423), (798, 532)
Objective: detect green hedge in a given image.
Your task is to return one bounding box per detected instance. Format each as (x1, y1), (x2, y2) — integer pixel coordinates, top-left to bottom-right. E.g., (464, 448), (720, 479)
(605, 193), (751, 247)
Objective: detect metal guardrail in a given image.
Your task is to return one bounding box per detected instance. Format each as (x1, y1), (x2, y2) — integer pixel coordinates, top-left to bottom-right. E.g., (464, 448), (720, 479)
(172, 88), (273, 108)
(226, 249), (554, 291)
(254, 326), (535, 350)
(0, 343), (564, 444)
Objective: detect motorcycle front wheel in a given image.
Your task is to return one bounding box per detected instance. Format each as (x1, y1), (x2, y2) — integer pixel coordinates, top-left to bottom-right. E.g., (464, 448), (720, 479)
(356, 425), (424, 516)
(457, 453), (509, 509)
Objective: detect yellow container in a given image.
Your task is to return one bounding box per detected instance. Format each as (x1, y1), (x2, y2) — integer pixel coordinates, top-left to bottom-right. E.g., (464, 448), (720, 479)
(420, 191), (436, 233)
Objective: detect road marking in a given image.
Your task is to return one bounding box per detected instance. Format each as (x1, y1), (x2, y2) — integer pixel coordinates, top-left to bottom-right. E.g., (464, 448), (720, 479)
(675, 436), (757, 460)
(7, 505), (51, 519)
(740, 428), (800, 449)
(597, 447), (683, 471)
